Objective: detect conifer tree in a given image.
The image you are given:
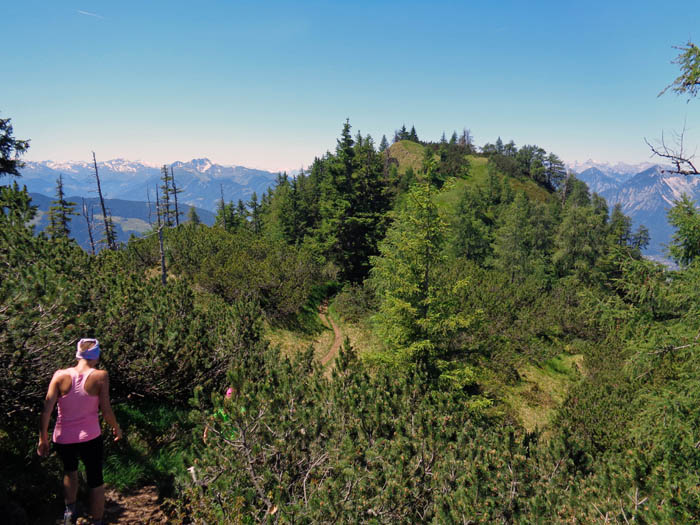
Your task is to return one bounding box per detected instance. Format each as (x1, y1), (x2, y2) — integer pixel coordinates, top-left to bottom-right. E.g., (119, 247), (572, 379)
(608, 203), (632, 247)
(495, 137), (504, 154)
(248, 192), (261, 235)
(544, 152), (567, 189)
(667, 194), (700, 266)
(379, 134), (389, 152)
(159, 165), (174, 227)
(371, 177), (478, 372)
(217, 184), (228, 230)
(553, 196), (608, 279)
(409, 125), (419, 142)
(371, 180), (447, 363)
(492, 192), (535, 282)
(0, 116), (30, 177)
(236, 199), (247, 220)
(452, 187), (491, 263)
(187, 205), (201, 225)
(46, 174), (77, 239)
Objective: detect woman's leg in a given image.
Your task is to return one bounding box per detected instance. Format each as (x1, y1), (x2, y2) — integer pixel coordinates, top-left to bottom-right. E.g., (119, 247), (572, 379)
(63, 470), (78, 505)
(79, 436), (105, 521)
(89, 484), (105, 521)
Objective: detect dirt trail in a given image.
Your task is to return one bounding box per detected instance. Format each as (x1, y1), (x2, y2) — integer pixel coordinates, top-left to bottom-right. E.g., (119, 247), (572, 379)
(102, 486), (168, 524)
(318, 302), (342, 367)
(60, 486), (168, 524)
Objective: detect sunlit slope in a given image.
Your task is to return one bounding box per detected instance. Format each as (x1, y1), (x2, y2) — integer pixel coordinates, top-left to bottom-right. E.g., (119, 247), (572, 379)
(387, 140), (425, 174)
(388, 142), (551, 207)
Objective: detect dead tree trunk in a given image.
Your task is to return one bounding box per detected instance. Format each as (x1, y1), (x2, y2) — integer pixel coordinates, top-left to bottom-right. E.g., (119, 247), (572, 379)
(146, 187), (153, 227)
(171, 166), (181, 227)
(92, 152), (116, 250)
(219, 183), (227, 230)
(155, 184), (167, 286)
(82, 198), (96, 256)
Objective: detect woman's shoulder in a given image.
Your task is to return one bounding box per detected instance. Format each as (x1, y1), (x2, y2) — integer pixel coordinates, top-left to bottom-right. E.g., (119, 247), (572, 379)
(52, 367), (73, 380)
(89, 368), (109, 385)
(84, 368), (108, 396)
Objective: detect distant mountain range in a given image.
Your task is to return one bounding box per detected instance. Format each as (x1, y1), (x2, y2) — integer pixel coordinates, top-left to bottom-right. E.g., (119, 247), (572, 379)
(567, 159), (658, 182)
(13, 157), (700, 262)
(27, 193), (215, 252)
(574, 162), (700, 259)
(13, 158), (282, 212)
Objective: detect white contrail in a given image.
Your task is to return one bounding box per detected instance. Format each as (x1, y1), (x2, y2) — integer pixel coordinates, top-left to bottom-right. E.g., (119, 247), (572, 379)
(77, 10), (104, 19)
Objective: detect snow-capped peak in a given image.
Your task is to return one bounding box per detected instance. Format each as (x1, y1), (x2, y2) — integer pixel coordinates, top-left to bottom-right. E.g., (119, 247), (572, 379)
(187, 158), (213, 173)
(567, 159), (658, 176)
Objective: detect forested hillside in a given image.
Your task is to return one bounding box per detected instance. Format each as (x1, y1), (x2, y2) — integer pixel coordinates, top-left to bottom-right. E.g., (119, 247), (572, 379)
(3, 100), (700, 523)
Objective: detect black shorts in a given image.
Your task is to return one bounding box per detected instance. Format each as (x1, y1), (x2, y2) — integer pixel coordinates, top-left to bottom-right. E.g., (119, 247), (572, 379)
(53, 435), (104, 488)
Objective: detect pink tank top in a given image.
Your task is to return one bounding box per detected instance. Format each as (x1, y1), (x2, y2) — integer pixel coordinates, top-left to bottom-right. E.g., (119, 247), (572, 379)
(53, 368), (101, 444)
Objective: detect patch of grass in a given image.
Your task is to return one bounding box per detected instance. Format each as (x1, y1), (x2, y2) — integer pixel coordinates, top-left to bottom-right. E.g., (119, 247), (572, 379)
(543, 354), (581, 378)
(266, 322), (334, 361)
(266, 282), (341, 360)
(119, 217), (151, 233)
(503, 353), (583, 433)
(104, 402), (191, 495)
(328, 297), (388, 361)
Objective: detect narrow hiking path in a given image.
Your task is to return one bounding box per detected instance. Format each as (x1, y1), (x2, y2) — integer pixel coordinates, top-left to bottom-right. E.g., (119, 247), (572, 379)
(101, 486), (168, 524)
(318, 302), (342, 367)
(49, 486), (168, 524)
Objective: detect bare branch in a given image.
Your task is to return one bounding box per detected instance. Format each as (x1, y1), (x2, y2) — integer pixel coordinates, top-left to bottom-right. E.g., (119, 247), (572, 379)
(645, 122), (700, 176)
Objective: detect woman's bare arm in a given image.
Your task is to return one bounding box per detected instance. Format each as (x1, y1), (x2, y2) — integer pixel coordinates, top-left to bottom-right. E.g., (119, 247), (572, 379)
(98, 371), (122, 441)
(37, 372), (61, 456)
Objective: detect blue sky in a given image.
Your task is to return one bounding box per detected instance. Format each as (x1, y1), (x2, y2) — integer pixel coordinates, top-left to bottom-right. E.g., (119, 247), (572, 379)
(4, 1), (700, 171)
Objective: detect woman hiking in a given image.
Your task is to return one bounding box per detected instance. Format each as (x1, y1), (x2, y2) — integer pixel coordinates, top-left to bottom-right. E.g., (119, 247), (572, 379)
(37, 338), (122, 525)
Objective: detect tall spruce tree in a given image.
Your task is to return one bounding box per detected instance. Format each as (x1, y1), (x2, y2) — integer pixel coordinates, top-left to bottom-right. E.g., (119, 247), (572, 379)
(371, 179), (478, 374)
(46, 174), (77, 239)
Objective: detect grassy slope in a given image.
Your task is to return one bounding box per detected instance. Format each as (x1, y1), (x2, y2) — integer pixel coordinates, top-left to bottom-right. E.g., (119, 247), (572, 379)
(388, 142), (550, 205)
(502, 354), (584, 432)
(387, 140), (425, 174)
